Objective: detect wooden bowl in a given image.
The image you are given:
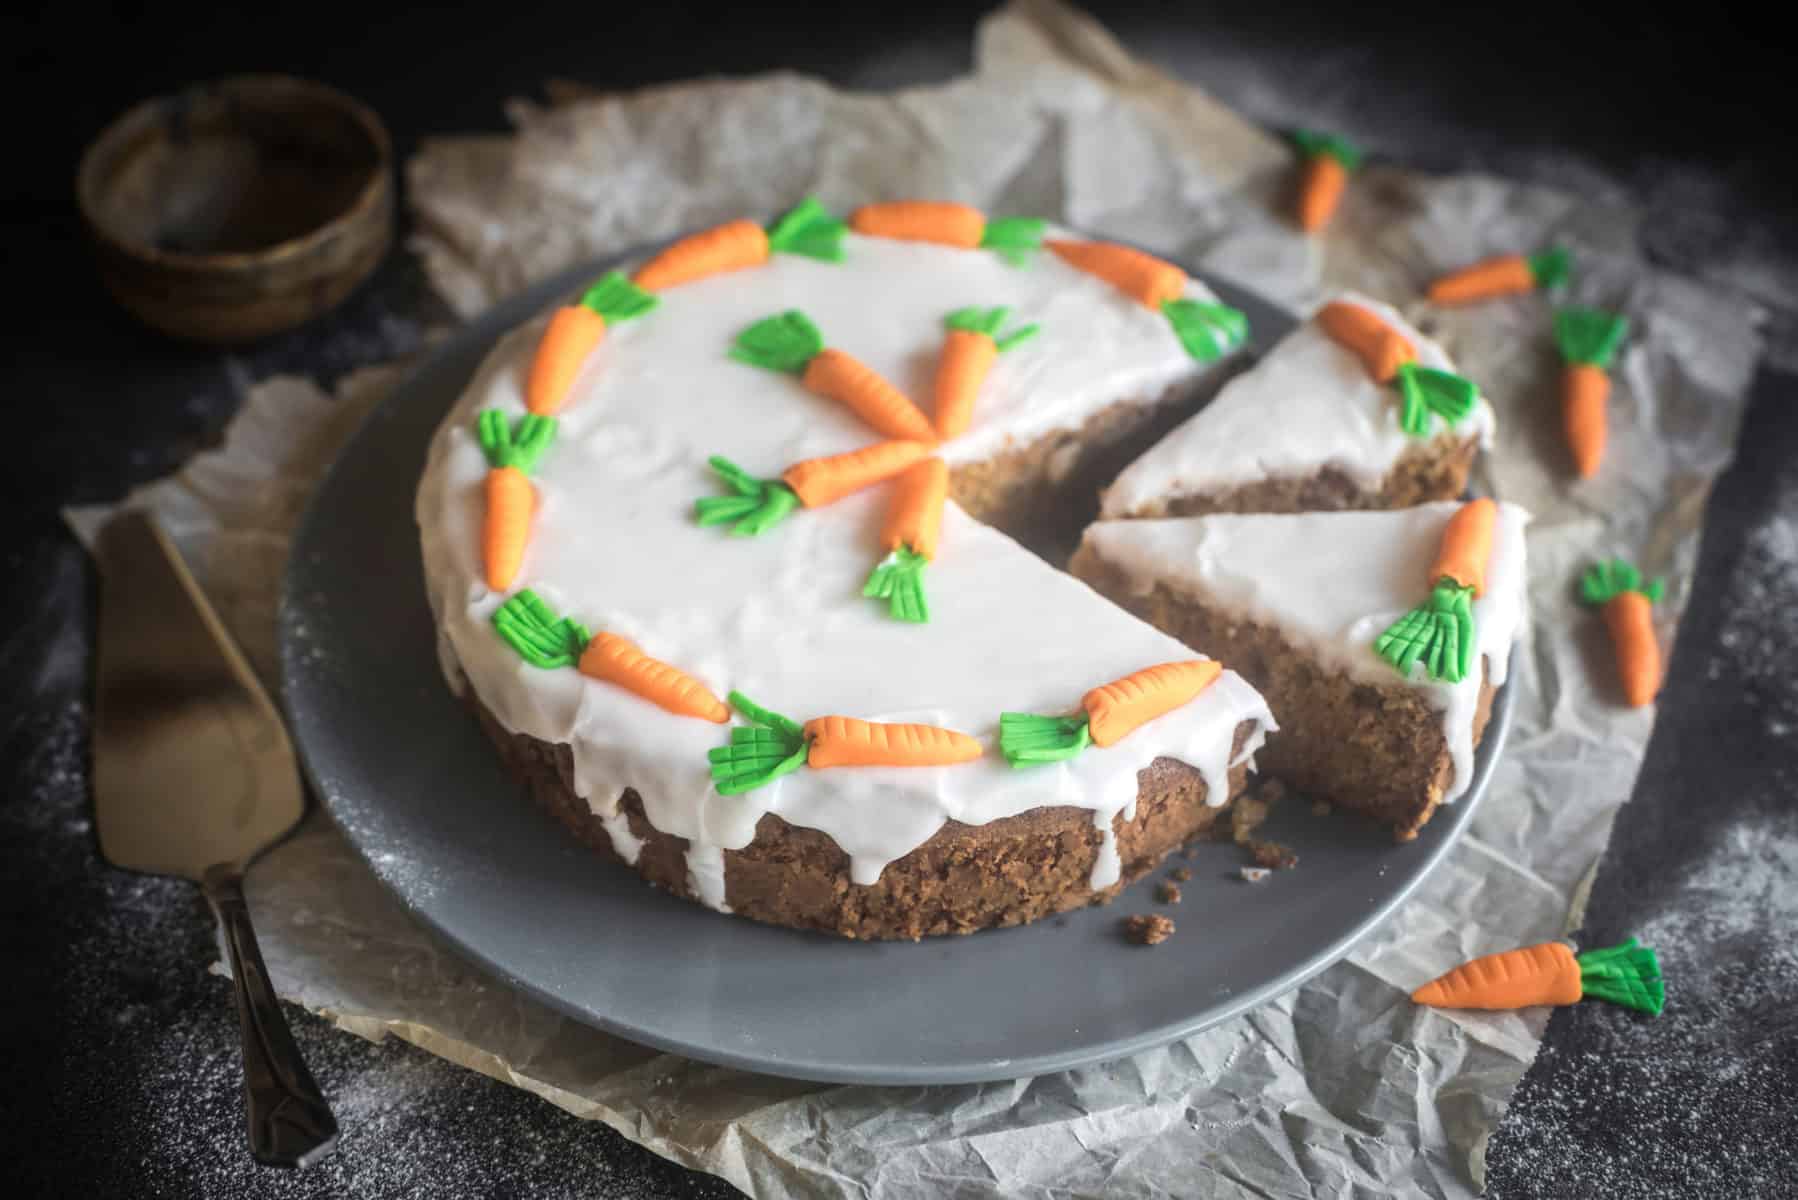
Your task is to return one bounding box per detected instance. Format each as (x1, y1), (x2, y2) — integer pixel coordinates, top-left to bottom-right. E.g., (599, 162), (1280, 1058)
(77, 75), (394, 343)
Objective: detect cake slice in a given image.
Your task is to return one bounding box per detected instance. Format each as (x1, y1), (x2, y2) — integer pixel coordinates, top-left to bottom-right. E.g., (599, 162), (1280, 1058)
(1100, 293), (1493, 519)
(1072, 501), (1528, 838)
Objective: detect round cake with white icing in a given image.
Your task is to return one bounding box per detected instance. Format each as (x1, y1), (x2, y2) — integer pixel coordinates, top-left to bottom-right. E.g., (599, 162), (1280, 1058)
(416, 200), (1277, 939)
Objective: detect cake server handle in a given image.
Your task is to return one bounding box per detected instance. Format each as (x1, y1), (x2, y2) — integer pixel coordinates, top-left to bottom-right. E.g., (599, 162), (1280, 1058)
(202, 864), (340, 1168)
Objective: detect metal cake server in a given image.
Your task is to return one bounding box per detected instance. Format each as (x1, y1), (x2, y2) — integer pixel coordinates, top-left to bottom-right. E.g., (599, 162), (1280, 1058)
(93, 510), (339, 1168)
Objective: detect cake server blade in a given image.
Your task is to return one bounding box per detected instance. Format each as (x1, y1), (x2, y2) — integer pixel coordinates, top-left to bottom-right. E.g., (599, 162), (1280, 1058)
(92, 509), (338, 1168)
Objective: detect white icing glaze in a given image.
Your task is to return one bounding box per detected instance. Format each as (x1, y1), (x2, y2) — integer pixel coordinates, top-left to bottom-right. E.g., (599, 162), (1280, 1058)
(1100, 292), (1496, 517)
(417, 231), (1273, 908)
(1080, 501), (1529, 802)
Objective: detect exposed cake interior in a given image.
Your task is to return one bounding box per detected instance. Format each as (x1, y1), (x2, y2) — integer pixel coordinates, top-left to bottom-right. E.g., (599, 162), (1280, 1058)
(1100, 292), (1493, 519)
(1073, 502), (1528, 837)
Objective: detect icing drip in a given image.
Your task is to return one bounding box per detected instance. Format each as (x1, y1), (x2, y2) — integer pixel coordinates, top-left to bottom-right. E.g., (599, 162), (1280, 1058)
(595, 800), (643, 866)
(1101, 292), (1496, 517)
(1082, 502), (1528, 803)
(418, 231), (1273, 903)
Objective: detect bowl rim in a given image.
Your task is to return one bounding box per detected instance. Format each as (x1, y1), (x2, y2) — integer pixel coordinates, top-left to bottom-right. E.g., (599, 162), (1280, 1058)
(75, 72), (394, 272)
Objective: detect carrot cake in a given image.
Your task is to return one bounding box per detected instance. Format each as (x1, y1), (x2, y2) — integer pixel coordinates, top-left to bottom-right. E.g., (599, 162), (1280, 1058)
(416, 199), (1275, 940)
(1072, 500), (1528, 839)
(1100, 293), (1493, 519)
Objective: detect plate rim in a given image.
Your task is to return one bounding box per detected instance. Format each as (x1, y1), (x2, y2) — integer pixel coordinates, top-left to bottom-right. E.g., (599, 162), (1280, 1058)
(279, 241), (1513, 1085)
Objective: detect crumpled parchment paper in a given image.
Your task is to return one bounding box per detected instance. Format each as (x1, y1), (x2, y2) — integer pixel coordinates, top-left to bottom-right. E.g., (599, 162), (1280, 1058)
(67, 1), (1764, 1194)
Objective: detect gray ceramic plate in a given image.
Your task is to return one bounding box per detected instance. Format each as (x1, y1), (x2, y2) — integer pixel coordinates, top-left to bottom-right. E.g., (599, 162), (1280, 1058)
(280, 249), (1512, 1086)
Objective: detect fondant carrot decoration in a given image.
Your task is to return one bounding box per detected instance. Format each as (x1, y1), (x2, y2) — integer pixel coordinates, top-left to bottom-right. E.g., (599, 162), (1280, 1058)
(695, 441), (932, 536)
(578, 632), (730, 723)
(1046, 240), (1248, 363)
(631, 197), (847, 291)
(999, 660), (1223, 766)
(525, 272), (658, 416)
(1555, 307), (1630, 479)
(1314, 300), (1479, 437)
(1412, 938), (1663, 1015)
(490, 591), (729, 723)
(849, 201), (1046, 263)
(934, 307), (1041, 438)
(1375, 498), (1495, 684)
(1290, 130), (1362, 233)
(1428, 247), (1572, 306)
(731, 310), (938, 443)
(708, 691), (981, 794)
(1581, 559), (1664, 707)
(476, 411), (557, 591)
(864, 457), (947, 623)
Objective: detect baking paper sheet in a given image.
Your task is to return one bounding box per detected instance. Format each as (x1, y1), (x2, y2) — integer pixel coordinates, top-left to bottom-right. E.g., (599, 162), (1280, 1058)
(67, 1), (1764, 1194)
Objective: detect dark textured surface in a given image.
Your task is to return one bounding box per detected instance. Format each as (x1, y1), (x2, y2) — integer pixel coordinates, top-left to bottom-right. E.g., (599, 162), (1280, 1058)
(7, 1), (1794, 1195)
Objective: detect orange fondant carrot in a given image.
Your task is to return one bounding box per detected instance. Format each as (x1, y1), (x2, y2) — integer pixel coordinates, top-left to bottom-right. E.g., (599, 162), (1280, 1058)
(933, 307), (1041, 438)
(803, 715), (983, 769)
(578, 632), (729, 723)
(782, 440), (933, 509)
(525, 273), (658, 415)
(1315, 300), (1416, 383)
(1581, 560), (1664, 707)
(1290, 130), (1362, 233)
(880, 457), (948, 560)
(850, 201), (985, 248)
(1429, 248), (1572, 306)
(1045, 240), (1187, 310)
(1434, 497), (1497, 596)
(632, 219), (769, 291)
(1082, 660), (1223, 747)
(803, 349), (940, 443)
(1412, 939), (1664, 1014)
(476, 411), (558, 591)
(1555, 308), (1629, 479)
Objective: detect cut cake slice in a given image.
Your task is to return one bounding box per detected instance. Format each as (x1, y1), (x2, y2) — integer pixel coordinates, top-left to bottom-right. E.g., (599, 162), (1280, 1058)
(1072, 501), (1529, 839)
(1100, 292), (1493, 519)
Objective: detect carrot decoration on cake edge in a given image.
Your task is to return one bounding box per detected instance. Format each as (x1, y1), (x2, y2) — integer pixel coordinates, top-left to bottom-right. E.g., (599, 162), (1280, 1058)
(1314, 300), (1480, 437)
(631, 196), (847, 291)
(524, 272), (658, 416)
(850, 201), (1046, 264)
(1555, 306), (1630, 479)
(1429, 246), (1572, 306)
(1375, 498), (1496, 684)
(490, 591), (729, 723)
(1000, 660), (1224, 766)
(1581, 558), (1664, 707)
(1412, 938), (1664, 1014)
(476, 410), (557, 591)
(708, 691), (982, 795)
(1045, 239), (1248, 362)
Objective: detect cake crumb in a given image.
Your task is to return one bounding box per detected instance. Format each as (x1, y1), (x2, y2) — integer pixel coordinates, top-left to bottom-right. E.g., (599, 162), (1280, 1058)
(1250, 839), (1299, 870)
(1240, 867), (1270, 883)
(1155, 881), (1182, 905)
(1122, 914), (1175, 945)
(1232, 778), (1287, 844)
(1168, 866), (1192, 882)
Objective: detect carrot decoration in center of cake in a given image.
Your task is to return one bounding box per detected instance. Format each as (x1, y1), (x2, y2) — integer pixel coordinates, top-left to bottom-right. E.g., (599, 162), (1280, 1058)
(490, 590), (730, 723)
(1412, 938), (1664, 1015)
(1290, 129), (1362, 233)
(524, 272), (658, 416)
(630, 196), (847, 292)
(1554, 306), (1630, 479)
(849, 201), (1046, 264)
(1429, 246), (1572, 306)
(1313, 300), (1479, 438)
(708, 691), (982, 795)
(999, 660), (1223, 766)
(1374, 498), (1495, 684)
(730, 310), (939, 443)
(934, 307), (1040, 439)
(695, 441), (931, 537)
(1045, 239), (1247, 362)
(1581, 558), (1664, 707)
(863, 457), (947, 623)
(476, 410), (557, 591)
